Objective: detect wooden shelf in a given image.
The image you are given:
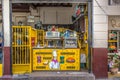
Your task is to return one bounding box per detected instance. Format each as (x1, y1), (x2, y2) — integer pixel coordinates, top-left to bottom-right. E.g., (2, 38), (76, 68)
(108, 53), (120, 55)
(45, 37), (61, 40)
(12, 45), (30, 47)
(64, 37), (77, 39)
(108, 40), (117, 42)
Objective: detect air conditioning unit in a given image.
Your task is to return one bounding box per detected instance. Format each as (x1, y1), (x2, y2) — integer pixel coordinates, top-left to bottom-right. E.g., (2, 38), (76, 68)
(109, 0), (120, 5)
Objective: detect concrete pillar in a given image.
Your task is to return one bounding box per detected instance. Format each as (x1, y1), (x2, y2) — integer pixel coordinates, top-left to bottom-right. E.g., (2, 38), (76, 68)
(92, 0), (108, 78)
(2, 0), (12, 75)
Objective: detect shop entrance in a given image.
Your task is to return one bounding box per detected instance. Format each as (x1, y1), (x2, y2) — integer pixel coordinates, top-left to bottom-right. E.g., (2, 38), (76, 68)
(11, 0), (92, 74)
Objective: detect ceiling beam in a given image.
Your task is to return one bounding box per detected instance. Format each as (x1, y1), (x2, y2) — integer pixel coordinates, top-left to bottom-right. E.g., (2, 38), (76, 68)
(0, 0), (88, 4)
(11, 0), (88, 3)
(0, 9), (30, 12)
(33, 3), (72, 7)
(0, 3), (30, 12)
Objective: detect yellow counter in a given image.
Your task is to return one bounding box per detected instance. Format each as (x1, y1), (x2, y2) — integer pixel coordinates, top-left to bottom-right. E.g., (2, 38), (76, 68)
(32, 48), (80, 71)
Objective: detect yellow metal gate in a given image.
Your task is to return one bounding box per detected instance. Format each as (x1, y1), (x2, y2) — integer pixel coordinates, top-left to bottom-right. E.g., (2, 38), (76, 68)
(0, 48), (2, 76)
(0, 33), (3, 76)
(37, 30), (44, 46)
(12, 26), (37, 74)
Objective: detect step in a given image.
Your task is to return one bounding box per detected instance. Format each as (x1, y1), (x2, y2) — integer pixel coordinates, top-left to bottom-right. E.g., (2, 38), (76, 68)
(17, 72), (95, 80)
(0, 72), (95, 80)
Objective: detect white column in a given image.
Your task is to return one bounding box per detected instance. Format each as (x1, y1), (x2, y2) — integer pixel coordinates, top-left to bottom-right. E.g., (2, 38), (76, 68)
(2, 0), (11, 47)
(93, 0), (108, 48)
(2, 0), (12, 75)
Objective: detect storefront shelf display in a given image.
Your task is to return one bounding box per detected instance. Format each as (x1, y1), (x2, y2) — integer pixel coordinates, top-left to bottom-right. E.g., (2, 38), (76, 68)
(108, 30), (118, 53)
(64, 37), (77, 48)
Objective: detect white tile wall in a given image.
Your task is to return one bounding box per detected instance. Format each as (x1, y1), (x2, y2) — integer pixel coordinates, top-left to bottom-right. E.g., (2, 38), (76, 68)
(93, 32), (108, 40)
(93, 15), (107, 23)
(93, 0), (108, 7)
(93, 24), (108, 31)
(93, 6), (107, 15)
(2, 0), (10, 46)
(93, 39), (108, 48)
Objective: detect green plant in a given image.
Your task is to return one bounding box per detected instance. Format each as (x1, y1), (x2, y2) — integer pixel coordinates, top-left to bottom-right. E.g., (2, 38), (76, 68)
(112, 54), (120, 68)
(108, 54), (120, 68)
(108, 54), (120, 74)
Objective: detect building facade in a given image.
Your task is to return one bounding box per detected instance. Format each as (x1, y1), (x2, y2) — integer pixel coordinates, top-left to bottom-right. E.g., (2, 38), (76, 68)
(0, 0), (120, 79)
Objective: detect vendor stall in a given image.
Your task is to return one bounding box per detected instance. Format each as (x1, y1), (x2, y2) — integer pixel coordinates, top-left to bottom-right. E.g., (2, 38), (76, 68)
(11, 3), (88, 74)
(33, 26), (80, 71)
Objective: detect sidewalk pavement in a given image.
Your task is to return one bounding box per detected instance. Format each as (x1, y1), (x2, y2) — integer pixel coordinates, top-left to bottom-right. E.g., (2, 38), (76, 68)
(96, 77), (120, 80)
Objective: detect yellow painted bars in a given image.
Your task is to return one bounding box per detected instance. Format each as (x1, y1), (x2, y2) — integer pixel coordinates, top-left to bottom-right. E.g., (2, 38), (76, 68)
(12, 26), (37, 74)
(37, 30), (44, 47)
(0, 64), (2, 76)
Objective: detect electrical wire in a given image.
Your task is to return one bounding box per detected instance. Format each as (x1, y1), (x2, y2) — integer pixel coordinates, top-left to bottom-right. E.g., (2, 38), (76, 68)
(94, 0), (108, 15)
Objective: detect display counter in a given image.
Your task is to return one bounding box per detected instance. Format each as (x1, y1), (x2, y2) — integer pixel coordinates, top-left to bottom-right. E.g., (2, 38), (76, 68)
(32, 48), (80, 71)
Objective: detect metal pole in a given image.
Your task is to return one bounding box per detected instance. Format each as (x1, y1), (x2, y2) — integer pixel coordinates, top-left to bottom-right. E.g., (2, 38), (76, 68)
(88, 0), (93, 73)
(10, 0), (12, 75)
